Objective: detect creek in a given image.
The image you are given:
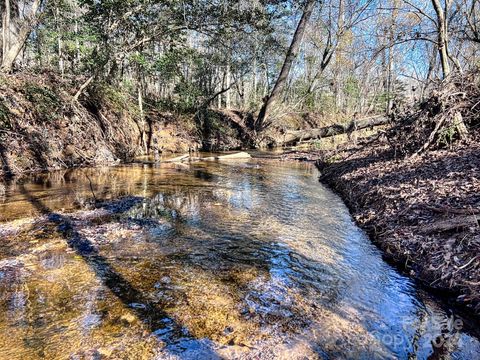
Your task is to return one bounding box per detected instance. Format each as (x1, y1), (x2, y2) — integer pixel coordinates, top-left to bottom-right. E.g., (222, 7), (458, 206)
(0, 157), (479, 359)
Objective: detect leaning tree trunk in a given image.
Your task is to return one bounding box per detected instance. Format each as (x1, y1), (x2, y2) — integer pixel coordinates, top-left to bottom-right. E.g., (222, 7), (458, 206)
(2, 0), (11, 64)
(431, 0), (451, 79)
(0, 0), (41, 73)
(255, 0), (317, 130)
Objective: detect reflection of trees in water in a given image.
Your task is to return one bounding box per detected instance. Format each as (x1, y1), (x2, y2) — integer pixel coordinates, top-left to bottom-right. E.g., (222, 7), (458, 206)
(0, 164), (197, 220)
(121, 183), (353, 345)
(127, 189), (203, 222)
(0, 161), (477, 358)
(405, 301), (466, 360)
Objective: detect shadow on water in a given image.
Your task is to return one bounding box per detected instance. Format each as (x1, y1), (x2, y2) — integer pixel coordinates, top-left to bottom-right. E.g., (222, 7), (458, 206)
(1, 143), (480, 359)
(0, 145), (327, 357)
(0, 143), (222, 358)
(0, 145), (341, 357)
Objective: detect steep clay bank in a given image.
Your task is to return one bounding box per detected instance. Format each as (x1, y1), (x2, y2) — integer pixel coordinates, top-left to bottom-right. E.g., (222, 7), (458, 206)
(0, 72), (257, 178)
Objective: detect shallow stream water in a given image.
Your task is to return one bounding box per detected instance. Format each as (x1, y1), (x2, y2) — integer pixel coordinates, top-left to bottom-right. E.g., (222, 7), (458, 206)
(0, 157), (479, 359)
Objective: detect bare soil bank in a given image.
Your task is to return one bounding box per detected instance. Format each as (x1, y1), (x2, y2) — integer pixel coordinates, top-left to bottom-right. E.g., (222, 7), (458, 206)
(0, 72), (254, 178)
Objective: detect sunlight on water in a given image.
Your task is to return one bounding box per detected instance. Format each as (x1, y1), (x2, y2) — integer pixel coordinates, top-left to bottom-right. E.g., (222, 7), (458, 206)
(0, 158), (479, 359)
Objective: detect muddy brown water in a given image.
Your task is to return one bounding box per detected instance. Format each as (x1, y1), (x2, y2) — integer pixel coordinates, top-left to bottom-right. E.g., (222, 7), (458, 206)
(0, 157), (479, 359)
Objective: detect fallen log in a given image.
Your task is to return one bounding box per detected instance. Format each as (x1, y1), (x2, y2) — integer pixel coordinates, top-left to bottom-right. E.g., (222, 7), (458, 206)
(164, 152), (252, 163)
(279, 116), (389, 145)
(417, 215), (480, 234)
(217, 152), (251, 160)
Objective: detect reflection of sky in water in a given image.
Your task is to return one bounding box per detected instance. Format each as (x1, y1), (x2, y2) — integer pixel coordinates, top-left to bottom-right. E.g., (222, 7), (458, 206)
(203, 161), (480, 359)
(0, 159), (478, 359)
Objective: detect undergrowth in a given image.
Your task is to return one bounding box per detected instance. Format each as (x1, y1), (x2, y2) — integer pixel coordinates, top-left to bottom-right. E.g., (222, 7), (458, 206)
(388, 71), (480, 156)
(24, 83), (62, 123)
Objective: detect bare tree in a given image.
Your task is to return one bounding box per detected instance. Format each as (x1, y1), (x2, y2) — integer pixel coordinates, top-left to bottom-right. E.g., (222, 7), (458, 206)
(460, 0), (480, 43)
(255, 0), (318, 130)
(1, 0), (11, 64)
(1, 0), (43, 73)
(432, 0), (452, 78)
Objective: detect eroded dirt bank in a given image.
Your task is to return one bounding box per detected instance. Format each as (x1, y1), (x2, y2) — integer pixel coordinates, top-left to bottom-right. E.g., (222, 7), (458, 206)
(0, 72), (260, 179)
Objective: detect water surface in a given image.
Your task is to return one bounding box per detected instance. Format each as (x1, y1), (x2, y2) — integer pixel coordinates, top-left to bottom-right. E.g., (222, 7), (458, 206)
(0, 158), (479, 359)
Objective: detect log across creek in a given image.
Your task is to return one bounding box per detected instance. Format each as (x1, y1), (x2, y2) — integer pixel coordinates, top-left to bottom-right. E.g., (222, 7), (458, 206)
(162, 116), (389, 163)
(278, 116), (389, 146)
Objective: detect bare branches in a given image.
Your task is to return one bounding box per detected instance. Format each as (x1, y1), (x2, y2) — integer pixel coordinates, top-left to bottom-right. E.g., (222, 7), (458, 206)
(402, 0), (437, 24)
(0, 0), (43, 72)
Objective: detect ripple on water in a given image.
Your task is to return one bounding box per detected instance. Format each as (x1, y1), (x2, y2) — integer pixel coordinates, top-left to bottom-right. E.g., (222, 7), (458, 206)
(0, 159), (479, 359)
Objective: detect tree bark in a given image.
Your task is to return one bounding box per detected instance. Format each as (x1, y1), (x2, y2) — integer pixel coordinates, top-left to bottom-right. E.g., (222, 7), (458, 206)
(56, 6), (64, 76)
(2, 0), (11, 63)
(252, 41), (257, 102)
(137, 75), (148, 154)
(255, 0), (317, 130)
(431, 0), (451, 79)
(226, 62), (231, 108)
(0, 0), (42, 73)
(72, 75), (94, 102)
(277, 116), (388, 146)
(386, 0), (399, 114)
(74, 7), (80, 67)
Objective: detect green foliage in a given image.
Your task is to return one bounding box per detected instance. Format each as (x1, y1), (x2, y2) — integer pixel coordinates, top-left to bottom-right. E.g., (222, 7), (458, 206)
(392, 80), (408, 108)
(437, 124), (458, 147)
(120, 79), (136, 94)
(207, 113), (233, 136)
(24, 84), (62, 122)
(344, 76), (360, 100)
(91, 82), (145, 125)
(93, 83), (131, 113)
(155, 47), (193, 81)
(173, 81), (203, 112)
(130, 52), (149, 68)
(373, 92), (390, 113)
(315, 93), (337, 115)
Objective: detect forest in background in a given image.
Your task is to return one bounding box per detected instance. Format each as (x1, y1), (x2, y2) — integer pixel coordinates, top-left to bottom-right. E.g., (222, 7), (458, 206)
(1, 0), (479, 122)
(0, 0), (479, 174)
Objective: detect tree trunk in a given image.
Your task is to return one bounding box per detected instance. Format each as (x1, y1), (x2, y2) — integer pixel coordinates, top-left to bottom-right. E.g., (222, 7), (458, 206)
(252, 44), (257, 102)
(2, 0), (11, 63)
(431, 0), (451, 79)
(0, 0), (41, 73)
(307, 1), (344, 98)
(55, 6), (64, 76)
(138, 80), (148, 154)
(255, 0), (317, 130)
(386, 0), (399, 114)
(278, 116), (389, 146)
(226, 62), (231, 108)
(74, 7), (80, 67)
